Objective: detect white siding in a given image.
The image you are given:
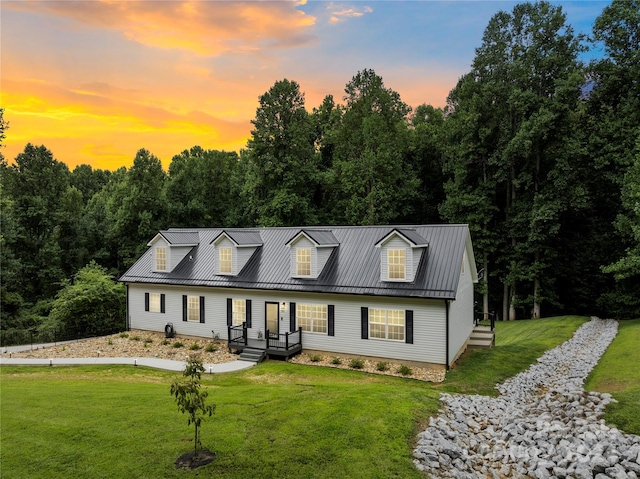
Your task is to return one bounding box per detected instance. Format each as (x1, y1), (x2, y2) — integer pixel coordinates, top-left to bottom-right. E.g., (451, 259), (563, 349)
(448, 248), (475, 364)
(170, 246), (193, 270)
(237, 246), (257, 273)
(316, 246), (333, 274)
(128, 284), (448, 365)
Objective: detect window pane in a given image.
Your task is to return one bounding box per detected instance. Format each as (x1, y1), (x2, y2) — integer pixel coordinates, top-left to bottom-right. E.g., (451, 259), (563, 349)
(297, 248), (311, 276)
(232, 299), (245, 326)
(297, 303), (311, 331)
(149, 293), (161, 312)
(388, 249), (405, 279)
(312, 305), (327, 333)
(220, 248), (232, 274)
(156, 247), (167, 271)
(188, 296), (200, 322)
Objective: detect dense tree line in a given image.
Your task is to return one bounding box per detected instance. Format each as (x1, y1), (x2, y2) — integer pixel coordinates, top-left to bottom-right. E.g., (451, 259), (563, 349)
(1, 0), (638, 339)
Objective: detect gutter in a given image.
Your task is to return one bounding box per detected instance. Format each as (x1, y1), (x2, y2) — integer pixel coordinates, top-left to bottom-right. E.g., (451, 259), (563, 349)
(445, 300), (450, 370)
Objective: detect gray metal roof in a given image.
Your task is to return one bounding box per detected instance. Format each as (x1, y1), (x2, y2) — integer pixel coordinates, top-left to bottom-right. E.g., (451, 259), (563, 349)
(159, 231), (200, 245)
(211, 230), (263, 246)
(286, 229), (339, 246)
(120, 225), (473, 300)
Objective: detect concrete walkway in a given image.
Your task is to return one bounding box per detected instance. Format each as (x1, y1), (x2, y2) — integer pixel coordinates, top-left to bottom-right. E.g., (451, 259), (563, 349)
(1, 342), (256, 373)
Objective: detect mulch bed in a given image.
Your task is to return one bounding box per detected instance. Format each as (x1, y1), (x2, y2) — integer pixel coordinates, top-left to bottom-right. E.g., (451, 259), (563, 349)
(174, 449), (216, 469)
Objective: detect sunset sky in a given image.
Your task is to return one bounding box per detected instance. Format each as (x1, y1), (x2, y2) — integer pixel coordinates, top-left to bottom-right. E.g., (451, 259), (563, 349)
(1, 0), (609, 171)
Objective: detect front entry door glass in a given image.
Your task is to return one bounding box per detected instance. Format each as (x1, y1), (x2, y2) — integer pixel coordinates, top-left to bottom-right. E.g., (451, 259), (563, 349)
(266, 302), (279, 338)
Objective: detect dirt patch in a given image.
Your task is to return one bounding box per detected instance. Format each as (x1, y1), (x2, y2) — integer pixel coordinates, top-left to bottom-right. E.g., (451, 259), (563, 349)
(174, 449), (216, 469)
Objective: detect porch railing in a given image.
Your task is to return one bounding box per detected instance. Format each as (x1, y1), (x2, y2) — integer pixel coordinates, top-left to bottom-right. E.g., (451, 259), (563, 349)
(266, 327), (302, 351)
(227, 322), (247, 350)
(474, 310), (495, 331)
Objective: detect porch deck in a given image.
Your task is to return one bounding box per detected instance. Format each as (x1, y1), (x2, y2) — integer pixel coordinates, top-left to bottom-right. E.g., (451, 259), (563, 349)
(228, 324), (302, 359)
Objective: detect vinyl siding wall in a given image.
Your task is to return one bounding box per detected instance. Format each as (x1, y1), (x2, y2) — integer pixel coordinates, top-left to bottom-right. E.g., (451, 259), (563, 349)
(128, 284), (447, 365)
(448, 249), (475, 364)
(170, 246), (193, 271)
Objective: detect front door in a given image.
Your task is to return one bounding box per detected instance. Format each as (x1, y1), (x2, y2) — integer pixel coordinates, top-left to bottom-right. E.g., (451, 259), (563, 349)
(265, 302), (279, 339)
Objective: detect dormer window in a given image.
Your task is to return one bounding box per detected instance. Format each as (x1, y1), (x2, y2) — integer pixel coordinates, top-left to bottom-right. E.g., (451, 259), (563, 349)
(219, 247), (232, 274)
(388, 249), (406, 280)
(155, 247), (167, 271)
(296, 248), (311, 276)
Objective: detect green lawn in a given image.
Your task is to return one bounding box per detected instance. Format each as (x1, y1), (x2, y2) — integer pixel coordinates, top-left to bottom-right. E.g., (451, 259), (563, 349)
(585, 318), (640, 435)
(440, 316), (589, 395)
(2, 315), (637, 478)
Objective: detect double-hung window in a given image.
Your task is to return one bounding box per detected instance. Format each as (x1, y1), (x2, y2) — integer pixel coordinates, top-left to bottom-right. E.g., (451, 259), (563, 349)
(155, 247), (167, 271)
(296, 303), (327, 333)
(369, 308), (404, 341)
(387, 249), (405, 280)
(149, 293), (161, 312)
(232, 299), (245, 326)
(219, 247), (232, 274)
(187, 296), (200, 322)
(296, 248), (311, 276)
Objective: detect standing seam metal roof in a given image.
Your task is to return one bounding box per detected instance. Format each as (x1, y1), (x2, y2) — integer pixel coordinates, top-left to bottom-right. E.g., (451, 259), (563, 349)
(120, 225), (472, 300)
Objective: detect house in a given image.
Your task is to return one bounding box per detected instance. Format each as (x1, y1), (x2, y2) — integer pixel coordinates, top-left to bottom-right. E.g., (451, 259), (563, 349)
(119, 225), (478, 368)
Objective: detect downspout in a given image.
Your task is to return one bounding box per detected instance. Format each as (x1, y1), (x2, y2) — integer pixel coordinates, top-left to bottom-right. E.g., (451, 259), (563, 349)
(445, 300), (450, 371)
(125, 284), (130, 332)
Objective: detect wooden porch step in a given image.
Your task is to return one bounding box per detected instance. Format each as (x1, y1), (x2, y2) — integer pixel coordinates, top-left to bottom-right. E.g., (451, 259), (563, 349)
(238, 348), (266, 363)
(468, 327), (495, 349)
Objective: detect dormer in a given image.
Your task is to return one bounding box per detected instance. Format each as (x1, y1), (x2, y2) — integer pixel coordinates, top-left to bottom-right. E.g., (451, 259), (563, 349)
(211, 230), (262, 276)
(147, 231), (199, 273)
(375, 229), (429, 282)
(286, 229), (339, 279)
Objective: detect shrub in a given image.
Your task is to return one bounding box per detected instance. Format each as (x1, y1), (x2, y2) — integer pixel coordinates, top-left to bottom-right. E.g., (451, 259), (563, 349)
(172, 341), (184, 349)
(330, 357), (342, 365)
(107, 339), (113, 346)
(119, 332), (129, 338)
(143, 338), (153, 345)
(376, 361), (389, 372)
(309, 354), (322, 362)
(189, 343), (201, 351)
(349, 358), (365, 369)
(130, 335), (141, 341)
(161, 339), (170, 346)
(205, 344), (217, 353)
(397, 365), (412, 376)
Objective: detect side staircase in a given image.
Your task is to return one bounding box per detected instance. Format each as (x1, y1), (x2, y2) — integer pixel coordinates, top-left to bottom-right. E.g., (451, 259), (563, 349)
(238, 347), (267, 363)
(468, 326), (495, 349)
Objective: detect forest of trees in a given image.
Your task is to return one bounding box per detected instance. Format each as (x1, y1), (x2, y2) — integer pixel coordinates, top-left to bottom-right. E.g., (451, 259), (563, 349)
(1, 1), (638, 339)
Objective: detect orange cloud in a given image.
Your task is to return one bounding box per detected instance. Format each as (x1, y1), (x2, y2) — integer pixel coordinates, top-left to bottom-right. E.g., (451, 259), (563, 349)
(5, 0), (317, 56)
(2, 78), (251, 170)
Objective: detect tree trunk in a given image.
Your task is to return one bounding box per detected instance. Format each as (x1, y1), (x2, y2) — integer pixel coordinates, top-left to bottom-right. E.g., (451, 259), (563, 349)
(503, 282), (509, 322)
(509, 286), (517, 321)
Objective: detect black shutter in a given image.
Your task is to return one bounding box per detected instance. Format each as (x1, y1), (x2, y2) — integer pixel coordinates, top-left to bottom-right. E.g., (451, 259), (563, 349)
(406, 310), (414, 344)
(160, 294), (165, 314)
(144, 293), (149, 312)
(199, 296), (205, 323)
(182, 295), (187, 322)
(290, 302), (296, 332)
(246, 299), (252, 328)
(361, 307), (368, 339)
(226, 298), (232, 326)
(328, 305), (335, 336)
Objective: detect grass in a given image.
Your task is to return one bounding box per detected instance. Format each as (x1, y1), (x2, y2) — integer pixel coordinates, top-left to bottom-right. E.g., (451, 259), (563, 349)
(1, 363), (440, 479)
(585, 318), (640, 435)
(3, 315), (638, 478)
(440, 316), (589, 395)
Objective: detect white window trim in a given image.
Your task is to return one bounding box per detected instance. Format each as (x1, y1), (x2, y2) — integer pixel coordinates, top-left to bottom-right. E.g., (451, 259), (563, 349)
(296, 248), (311, 277)
(387, 248), (406, 281)
(219, 247), (233, 274)
(369, 308), (405, 342)
(155, 246), (168, 272)
(232, 299), (245, 326)
(296, 303), (328, 334)
(187, 296), (200, 322)
(149, 293), (161, 312)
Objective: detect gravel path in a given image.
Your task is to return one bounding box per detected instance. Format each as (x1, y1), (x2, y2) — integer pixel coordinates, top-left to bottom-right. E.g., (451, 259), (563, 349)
(414, 317), (640, 479)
